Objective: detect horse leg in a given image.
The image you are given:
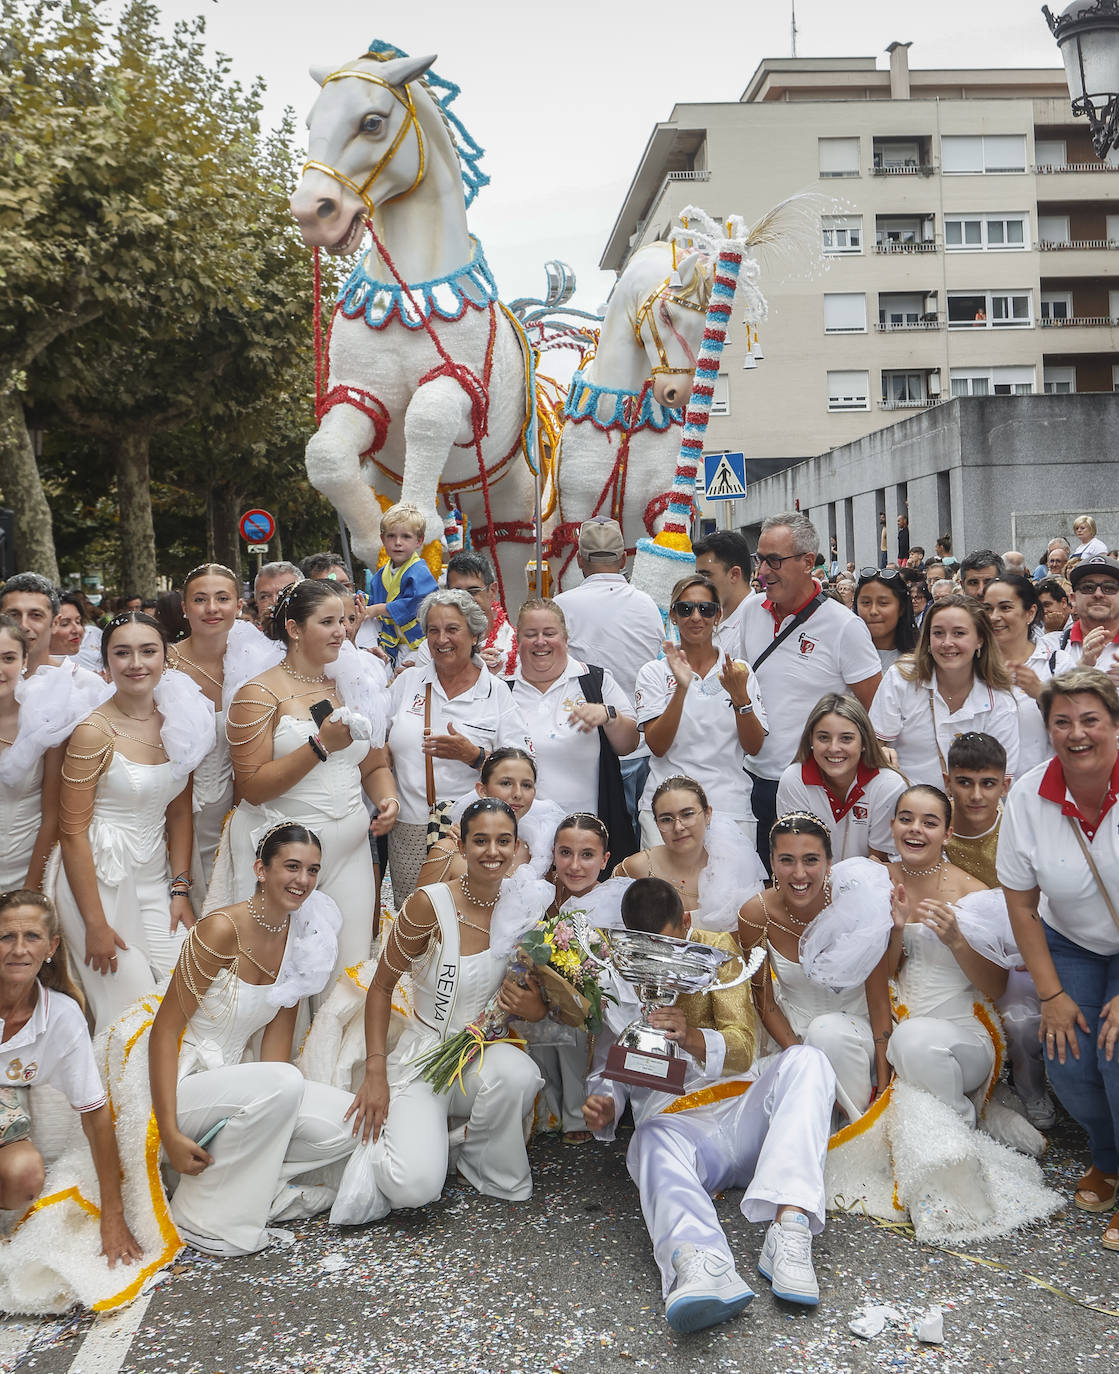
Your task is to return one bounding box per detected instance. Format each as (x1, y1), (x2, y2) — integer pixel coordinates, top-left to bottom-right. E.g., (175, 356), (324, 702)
(400, 378), (473, 549)
(305, 405), (385, 566)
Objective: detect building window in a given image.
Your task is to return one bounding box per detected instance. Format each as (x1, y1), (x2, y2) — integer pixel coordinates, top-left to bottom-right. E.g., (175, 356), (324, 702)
(1035, 138), (1067, 169)
(823, 293), (867, 333)
(821, 215), (862, 253)
(882, 371), (928, 405)
(1043, 366), (1076, 394)
(827, 370), (870, 411)
(950, 366), (1035, 396)
(1040, 292), (1072, 321)
(819, 137), (860, 178)
(941, 133), (1027, 174)
(710, 374), (730, 417)
(947, 291), (1032, 328)
(945, 213), (1027, 249)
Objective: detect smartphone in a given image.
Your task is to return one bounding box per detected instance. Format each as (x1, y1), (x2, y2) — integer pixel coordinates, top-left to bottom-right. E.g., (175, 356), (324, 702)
(310, 698), (334, 728)
(197, 1118), (229, 1150)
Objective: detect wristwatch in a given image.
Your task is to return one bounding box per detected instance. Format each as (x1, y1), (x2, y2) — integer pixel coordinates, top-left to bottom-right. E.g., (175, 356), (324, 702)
(735, 702), (754, 715)
(471, 746), (487, 769)
(604, 705), (617, 720)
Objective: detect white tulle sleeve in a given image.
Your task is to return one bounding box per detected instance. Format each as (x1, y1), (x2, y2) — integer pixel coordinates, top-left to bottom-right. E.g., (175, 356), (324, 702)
(517, 799), (566, 878)
(76, 624), (104, 674)
(489, 868), (556, 960)
(695, 810), (767, 932)
(953, 887), (1020, 969)
(0, 663), (113, 785)
(326, 640), (389, 747)
(221, 619), (284, 714)
(153, 669), (217, 780)
(800, 856), (893, 991)
(265, 891), (343, 1008)
(566, 876), (633, 931)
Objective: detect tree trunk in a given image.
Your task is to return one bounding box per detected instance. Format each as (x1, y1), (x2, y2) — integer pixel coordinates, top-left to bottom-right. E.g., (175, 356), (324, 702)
(114, 430), (158, 596)
(0, 388), (60, 581)
(212, 485), (244, 581)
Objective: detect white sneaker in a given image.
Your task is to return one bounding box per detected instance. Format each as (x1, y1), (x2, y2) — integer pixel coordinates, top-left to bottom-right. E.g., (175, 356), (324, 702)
(758, 1213), (819, 1306)
(664, 1244), (754, 1333)
(1021, 1092), (1057, 1132)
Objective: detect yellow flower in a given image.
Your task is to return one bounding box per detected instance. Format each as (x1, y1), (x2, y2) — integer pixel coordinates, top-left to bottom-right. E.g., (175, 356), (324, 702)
(552, 948), (582, 977)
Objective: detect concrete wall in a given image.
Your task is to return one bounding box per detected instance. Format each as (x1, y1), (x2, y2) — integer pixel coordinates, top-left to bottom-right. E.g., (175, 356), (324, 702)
(737, 394), (1119, 567)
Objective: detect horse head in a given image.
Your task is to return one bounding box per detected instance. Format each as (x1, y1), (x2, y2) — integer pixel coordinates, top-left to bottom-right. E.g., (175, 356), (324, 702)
(291, 51), (437, 253)
(632, 249), (713, 410)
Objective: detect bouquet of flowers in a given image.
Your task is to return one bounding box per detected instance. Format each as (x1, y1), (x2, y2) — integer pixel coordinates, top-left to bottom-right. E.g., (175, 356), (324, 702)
(412, 913), (614, 1095)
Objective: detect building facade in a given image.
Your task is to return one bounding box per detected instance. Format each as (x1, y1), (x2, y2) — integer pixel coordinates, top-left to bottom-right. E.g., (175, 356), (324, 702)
(603, 45), (1119, 524)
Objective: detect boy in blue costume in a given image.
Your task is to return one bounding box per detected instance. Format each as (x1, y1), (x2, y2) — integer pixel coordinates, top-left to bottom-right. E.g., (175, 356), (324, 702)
(366, 502), (439, 667)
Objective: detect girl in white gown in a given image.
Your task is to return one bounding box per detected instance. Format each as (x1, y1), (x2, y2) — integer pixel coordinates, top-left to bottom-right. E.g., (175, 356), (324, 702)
(332, 799), (546, 1225)
(738, 813), (894, 1123)
(56, 613), (214, 1032)
(218, 580), (397, 978)
(169, 564), (283, 900)
(148, 823), (356, 1256)
(0, 616), (110, 890)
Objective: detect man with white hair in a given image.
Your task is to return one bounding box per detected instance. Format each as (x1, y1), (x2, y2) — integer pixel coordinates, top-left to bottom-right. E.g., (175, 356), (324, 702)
(738, 512), (881, 864)
(932, 579), (955, 602)
(1002, 551), (1028, 577)
(253, 561), (301, 630)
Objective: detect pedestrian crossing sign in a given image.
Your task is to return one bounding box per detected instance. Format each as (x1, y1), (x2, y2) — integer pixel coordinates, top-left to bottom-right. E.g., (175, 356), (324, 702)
(703, 451), (746, 501)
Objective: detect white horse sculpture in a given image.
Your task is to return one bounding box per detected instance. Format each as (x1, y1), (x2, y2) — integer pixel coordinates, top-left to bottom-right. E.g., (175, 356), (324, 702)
(550, 239), (713, 589)
(290, 45), (540, 606)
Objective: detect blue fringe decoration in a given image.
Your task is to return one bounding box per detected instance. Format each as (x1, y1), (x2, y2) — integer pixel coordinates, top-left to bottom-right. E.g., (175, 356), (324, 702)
(563, 370), (681, 432)
(337, 236), (499, 331)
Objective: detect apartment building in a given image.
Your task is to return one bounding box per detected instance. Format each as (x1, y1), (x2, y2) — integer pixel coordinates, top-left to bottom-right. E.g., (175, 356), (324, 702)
(602, 44), (1119, 478)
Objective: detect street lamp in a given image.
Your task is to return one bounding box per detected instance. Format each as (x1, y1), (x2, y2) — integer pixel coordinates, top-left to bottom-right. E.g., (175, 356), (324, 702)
(1044, 1), (1119, 158)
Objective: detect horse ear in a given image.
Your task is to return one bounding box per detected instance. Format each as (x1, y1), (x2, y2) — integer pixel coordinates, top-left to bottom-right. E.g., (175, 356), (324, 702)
(670, 251), (703, 290)
(309, 63), (335, 86)
(371, 53), (438, 91)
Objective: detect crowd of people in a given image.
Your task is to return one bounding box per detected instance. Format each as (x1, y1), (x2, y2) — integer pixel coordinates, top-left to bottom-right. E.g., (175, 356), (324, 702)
(2, 503), (1118, 1334)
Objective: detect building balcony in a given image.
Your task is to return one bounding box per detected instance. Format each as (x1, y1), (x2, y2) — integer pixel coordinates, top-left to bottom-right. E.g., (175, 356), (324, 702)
(1040, 315), (1118, 328)
(875, 318), (943, 331)
(1035, 162), (1119, 173)
(1039, 239), (1119, 250)
(878, 397), (944, 410)
(875, 240), (939, 254)
(872, 163), (937, 177)
(664, 170), (711, 183)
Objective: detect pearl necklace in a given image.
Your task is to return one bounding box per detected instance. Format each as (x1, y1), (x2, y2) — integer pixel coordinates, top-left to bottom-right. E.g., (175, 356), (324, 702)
(247, 891), (290, 935)
(898, 854), (946, 879)
(281, 658), (326, 684)
(460, 874), (500, 912)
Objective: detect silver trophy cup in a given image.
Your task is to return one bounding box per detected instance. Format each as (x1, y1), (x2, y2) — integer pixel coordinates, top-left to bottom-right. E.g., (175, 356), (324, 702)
(574, 918), (764, 1094)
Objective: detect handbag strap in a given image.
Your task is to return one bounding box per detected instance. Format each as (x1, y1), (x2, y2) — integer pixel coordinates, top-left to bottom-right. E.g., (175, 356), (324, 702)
(1066, 815), (1119, 936)
(927, 689), (950, 788)
(752, 592), (826, 675)
(423, 683), (436, 809)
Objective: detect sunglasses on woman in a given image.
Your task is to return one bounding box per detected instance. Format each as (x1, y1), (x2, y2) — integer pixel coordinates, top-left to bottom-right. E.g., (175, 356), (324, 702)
(671, 600), (719, 619)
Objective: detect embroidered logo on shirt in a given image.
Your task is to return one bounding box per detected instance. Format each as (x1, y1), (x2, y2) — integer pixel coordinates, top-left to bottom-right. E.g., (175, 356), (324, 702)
(852, 805), (868, 821)
(408, 694), (425, 716)
(6, 1058), (36, 1083)
(798, 634), (817, 655)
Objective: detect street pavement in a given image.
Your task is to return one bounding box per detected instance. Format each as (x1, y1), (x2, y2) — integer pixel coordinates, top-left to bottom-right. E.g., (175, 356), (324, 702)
(1, 1118), (1117, 1374)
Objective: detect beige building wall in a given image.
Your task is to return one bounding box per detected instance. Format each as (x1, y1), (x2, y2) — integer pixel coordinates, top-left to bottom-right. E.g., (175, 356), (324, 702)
(602, 53), (1119, 493)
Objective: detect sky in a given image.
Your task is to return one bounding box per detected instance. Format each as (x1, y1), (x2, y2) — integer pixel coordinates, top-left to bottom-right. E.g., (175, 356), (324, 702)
(122, 0), (1065, 313)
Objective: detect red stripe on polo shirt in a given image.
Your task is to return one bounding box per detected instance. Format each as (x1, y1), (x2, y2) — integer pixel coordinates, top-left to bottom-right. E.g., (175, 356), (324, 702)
(762, 580), (822, 636)
(802, 756), (878, 823)
(1068, 619), (1119, 646)
(1037, 754), (1119, 840)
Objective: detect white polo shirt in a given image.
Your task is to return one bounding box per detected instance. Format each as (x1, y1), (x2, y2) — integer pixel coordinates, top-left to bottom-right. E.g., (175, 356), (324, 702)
(509, 658), (633, 815)
(1054, 621), (1119, 677)
(776, 758), (907, 860)
(634, 655), (767, 819)
(387, 661), (534, 824)
(739, 590), (881, 780)
(711, 592), (757, 663)
(998, 756), (1119, 956)
(870, 665), (1020, 786)
(0, 986), (106, 1112)
(1013, 641), (1054, 776)
(553, 575), (665, 701)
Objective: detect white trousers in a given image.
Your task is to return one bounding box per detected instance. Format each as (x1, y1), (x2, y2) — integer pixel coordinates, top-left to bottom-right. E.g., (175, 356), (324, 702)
(171, 1062), (356, 1256)
(332, 1042), (543, 1225)
(887, 1017), (994, 1126)
(801, 1012), (875, 1121)
(998, 969), (1046, 1101)
(627, 1046), (835, 1298)
(532, 1036), (589, 1133)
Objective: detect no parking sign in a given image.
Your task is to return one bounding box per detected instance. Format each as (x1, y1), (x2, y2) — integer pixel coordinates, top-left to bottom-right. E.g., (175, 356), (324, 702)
(239, 509), (276, 544)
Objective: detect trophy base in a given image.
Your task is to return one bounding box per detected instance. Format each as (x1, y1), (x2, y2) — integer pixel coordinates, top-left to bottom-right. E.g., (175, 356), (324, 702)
(604, 1042), (688, 1095)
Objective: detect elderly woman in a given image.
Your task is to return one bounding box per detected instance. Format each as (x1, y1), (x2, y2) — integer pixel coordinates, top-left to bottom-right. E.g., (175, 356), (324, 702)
(509, 597), (638, 860)
(385, 590), (533, 903)
(1072, 516), (1108, 561)
(634, 573), (767, 848)
(998, 667), (1119, 1251)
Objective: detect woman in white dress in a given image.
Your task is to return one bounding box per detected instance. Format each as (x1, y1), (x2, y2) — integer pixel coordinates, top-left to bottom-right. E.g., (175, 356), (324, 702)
(169, 564), (282, 897)
(777, 694), (907, 862)
(0, 615), (110, 890)
(56, 613), (214, 1031)
(870, 594), (1019, 788)
(615, 776), (766, 932)
(982, 575), (1053, 775)
(332, 799), (547, 1225)
(738, 812), (894, 1122)
(148, 823), (356, 1256)
(222, 580), (398, 977)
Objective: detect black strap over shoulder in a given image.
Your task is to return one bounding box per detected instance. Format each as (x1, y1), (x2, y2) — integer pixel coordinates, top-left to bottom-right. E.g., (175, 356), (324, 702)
(751, 592), (827, 674)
